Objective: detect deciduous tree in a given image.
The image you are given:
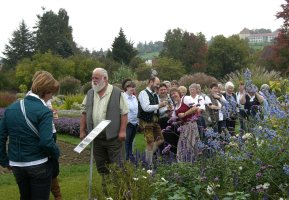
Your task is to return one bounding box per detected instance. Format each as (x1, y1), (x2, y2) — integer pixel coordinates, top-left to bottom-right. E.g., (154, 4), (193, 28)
(161, 28), (208, 73)
(35, 8), (76, 57)
(207, 35), (250, 78)
(263, 0), (289, 75)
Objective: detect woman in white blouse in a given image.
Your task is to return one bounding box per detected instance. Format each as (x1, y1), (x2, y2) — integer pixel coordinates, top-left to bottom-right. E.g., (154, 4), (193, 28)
(123, 81), (139, 161)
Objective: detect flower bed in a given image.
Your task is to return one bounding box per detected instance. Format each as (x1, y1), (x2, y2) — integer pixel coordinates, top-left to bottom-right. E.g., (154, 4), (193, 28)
(54, 117), (80, 137)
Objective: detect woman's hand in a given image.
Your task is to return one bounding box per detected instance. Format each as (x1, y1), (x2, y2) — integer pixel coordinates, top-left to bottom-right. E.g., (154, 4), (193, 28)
(178, 113), (186, 118)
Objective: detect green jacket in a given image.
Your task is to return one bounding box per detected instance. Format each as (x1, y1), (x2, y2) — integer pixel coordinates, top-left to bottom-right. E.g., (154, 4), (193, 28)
(0, 96), (60, 167)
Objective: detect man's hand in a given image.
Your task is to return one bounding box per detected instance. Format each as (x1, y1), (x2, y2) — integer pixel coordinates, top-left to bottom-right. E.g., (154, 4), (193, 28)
(118, 130), (126, 141)
(159, 101), (167, 108)
(79, 130), (87, 140)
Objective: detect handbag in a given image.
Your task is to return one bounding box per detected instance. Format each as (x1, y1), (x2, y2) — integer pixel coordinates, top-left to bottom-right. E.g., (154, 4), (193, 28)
(20, 99), (40, 137)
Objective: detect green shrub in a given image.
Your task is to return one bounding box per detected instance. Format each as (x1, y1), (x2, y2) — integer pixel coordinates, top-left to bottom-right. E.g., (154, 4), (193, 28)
(0, 71), (17, 90)
(16, 93), (25, 99)
(135, 64), (152, 81)
(59, 76), (81, 95)
(18, 84), (27, 93)
(135, 80), (147, 95)
(63, 94), (84, 110)
(0, 92), (17, 107)
(81, 82), (92, 94)
(71, 102), (82, 110)
(110, 65), (137, 85)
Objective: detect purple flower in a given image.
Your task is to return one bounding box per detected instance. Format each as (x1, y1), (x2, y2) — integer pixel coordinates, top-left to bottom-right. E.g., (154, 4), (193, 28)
(256, 172), (262, 178)
(54, 117), (80, 137)
(283, 164), (289, 176)
(244, 68), (252, 79)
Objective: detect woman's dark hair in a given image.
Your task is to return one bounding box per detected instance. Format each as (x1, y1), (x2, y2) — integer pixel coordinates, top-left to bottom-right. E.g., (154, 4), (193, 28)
(123, 81), (136, 91)
(159, 83), (167, 89)
(122, 78), (132, 90)
(210, 82), (219, 89)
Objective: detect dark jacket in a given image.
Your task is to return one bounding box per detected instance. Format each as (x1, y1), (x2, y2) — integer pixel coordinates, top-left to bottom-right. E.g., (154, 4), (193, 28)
(0, 96), (60, 167)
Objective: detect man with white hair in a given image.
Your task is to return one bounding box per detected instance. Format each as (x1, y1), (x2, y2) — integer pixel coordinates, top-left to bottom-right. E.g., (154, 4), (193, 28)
(80, 68), (129, 175)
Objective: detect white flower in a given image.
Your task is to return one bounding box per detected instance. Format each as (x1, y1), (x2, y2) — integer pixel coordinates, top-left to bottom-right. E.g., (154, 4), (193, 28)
(206, 185), (214, 195)
(161, 177), (168, 183)
(279, 198), (284, 200)
(239, 166), (243, 171)
(133, 177), (139, 181)
(263, 183), (270, 189)
(142, 176), (147, 179)
(228, 142), (238, 148)
(147, 170), (153, 175)
(259, 126), (262, 130)
(256, 139), (264, 147)
(106, 197), (113, 200)
(256, 184), (263, 190)
(242, 133), (253, 140)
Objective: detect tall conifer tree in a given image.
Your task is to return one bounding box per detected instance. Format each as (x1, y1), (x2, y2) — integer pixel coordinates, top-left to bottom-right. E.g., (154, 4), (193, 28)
(111, 28), (137, 65)
(2, 20), (35, 70)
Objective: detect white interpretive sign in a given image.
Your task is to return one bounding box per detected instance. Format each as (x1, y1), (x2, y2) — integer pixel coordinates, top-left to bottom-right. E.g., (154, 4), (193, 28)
(74, 120), (111, 153)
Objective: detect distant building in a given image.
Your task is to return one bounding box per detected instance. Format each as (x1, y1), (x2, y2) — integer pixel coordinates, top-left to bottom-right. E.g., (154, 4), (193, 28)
(239, 28), (279, 44)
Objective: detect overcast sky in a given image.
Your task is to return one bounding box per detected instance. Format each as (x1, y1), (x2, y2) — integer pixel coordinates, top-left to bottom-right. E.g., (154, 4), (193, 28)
(0, 0), (285, 58)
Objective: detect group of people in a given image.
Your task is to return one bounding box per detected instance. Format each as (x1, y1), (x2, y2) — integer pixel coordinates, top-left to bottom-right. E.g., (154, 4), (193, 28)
(119, 76), (268, 164)
(0, 67), (269, 199)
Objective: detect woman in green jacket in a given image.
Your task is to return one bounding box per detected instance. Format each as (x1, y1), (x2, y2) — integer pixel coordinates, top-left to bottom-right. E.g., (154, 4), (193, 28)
(0, 71), (60, 200)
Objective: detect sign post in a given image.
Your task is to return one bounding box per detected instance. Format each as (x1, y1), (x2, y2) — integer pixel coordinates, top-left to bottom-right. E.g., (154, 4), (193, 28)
(74, 120), (111, 200)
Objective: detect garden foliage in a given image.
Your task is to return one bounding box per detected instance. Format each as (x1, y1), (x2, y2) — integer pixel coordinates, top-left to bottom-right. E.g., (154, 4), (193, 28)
(0, 92), (17, 108)
(59, 76), (81, 95)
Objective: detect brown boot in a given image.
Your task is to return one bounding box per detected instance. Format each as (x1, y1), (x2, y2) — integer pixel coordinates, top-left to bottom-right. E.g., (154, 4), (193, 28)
(51, 177), (62, 200)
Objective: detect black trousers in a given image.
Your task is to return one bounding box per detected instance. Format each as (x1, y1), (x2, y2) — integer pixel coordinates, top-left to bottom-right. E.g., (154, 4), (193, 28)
(12, 161), (53, 200)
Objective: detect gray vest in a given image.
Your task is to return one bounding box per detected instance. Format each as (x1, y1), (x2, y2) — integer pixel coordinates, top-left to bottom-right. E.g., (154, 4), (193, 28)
(86, 86), (121, 140)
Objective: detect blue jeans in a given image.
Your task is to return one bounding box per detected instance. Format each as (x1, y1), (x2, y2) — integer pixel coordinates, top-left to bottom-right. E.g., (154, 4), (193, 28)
(125, 123), (138, 160)
(12, 161), (53, 200)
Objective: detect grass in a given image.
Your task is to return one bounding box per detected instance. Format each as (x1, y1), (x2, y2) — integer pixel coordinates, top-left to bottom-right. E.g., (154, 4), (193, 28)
(0, 164), (102, 200)
(0, 132), (146, 200)
(58, 132), (146, 152)
(57, 133), (82, 146)
(138, 51), (159, 60)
